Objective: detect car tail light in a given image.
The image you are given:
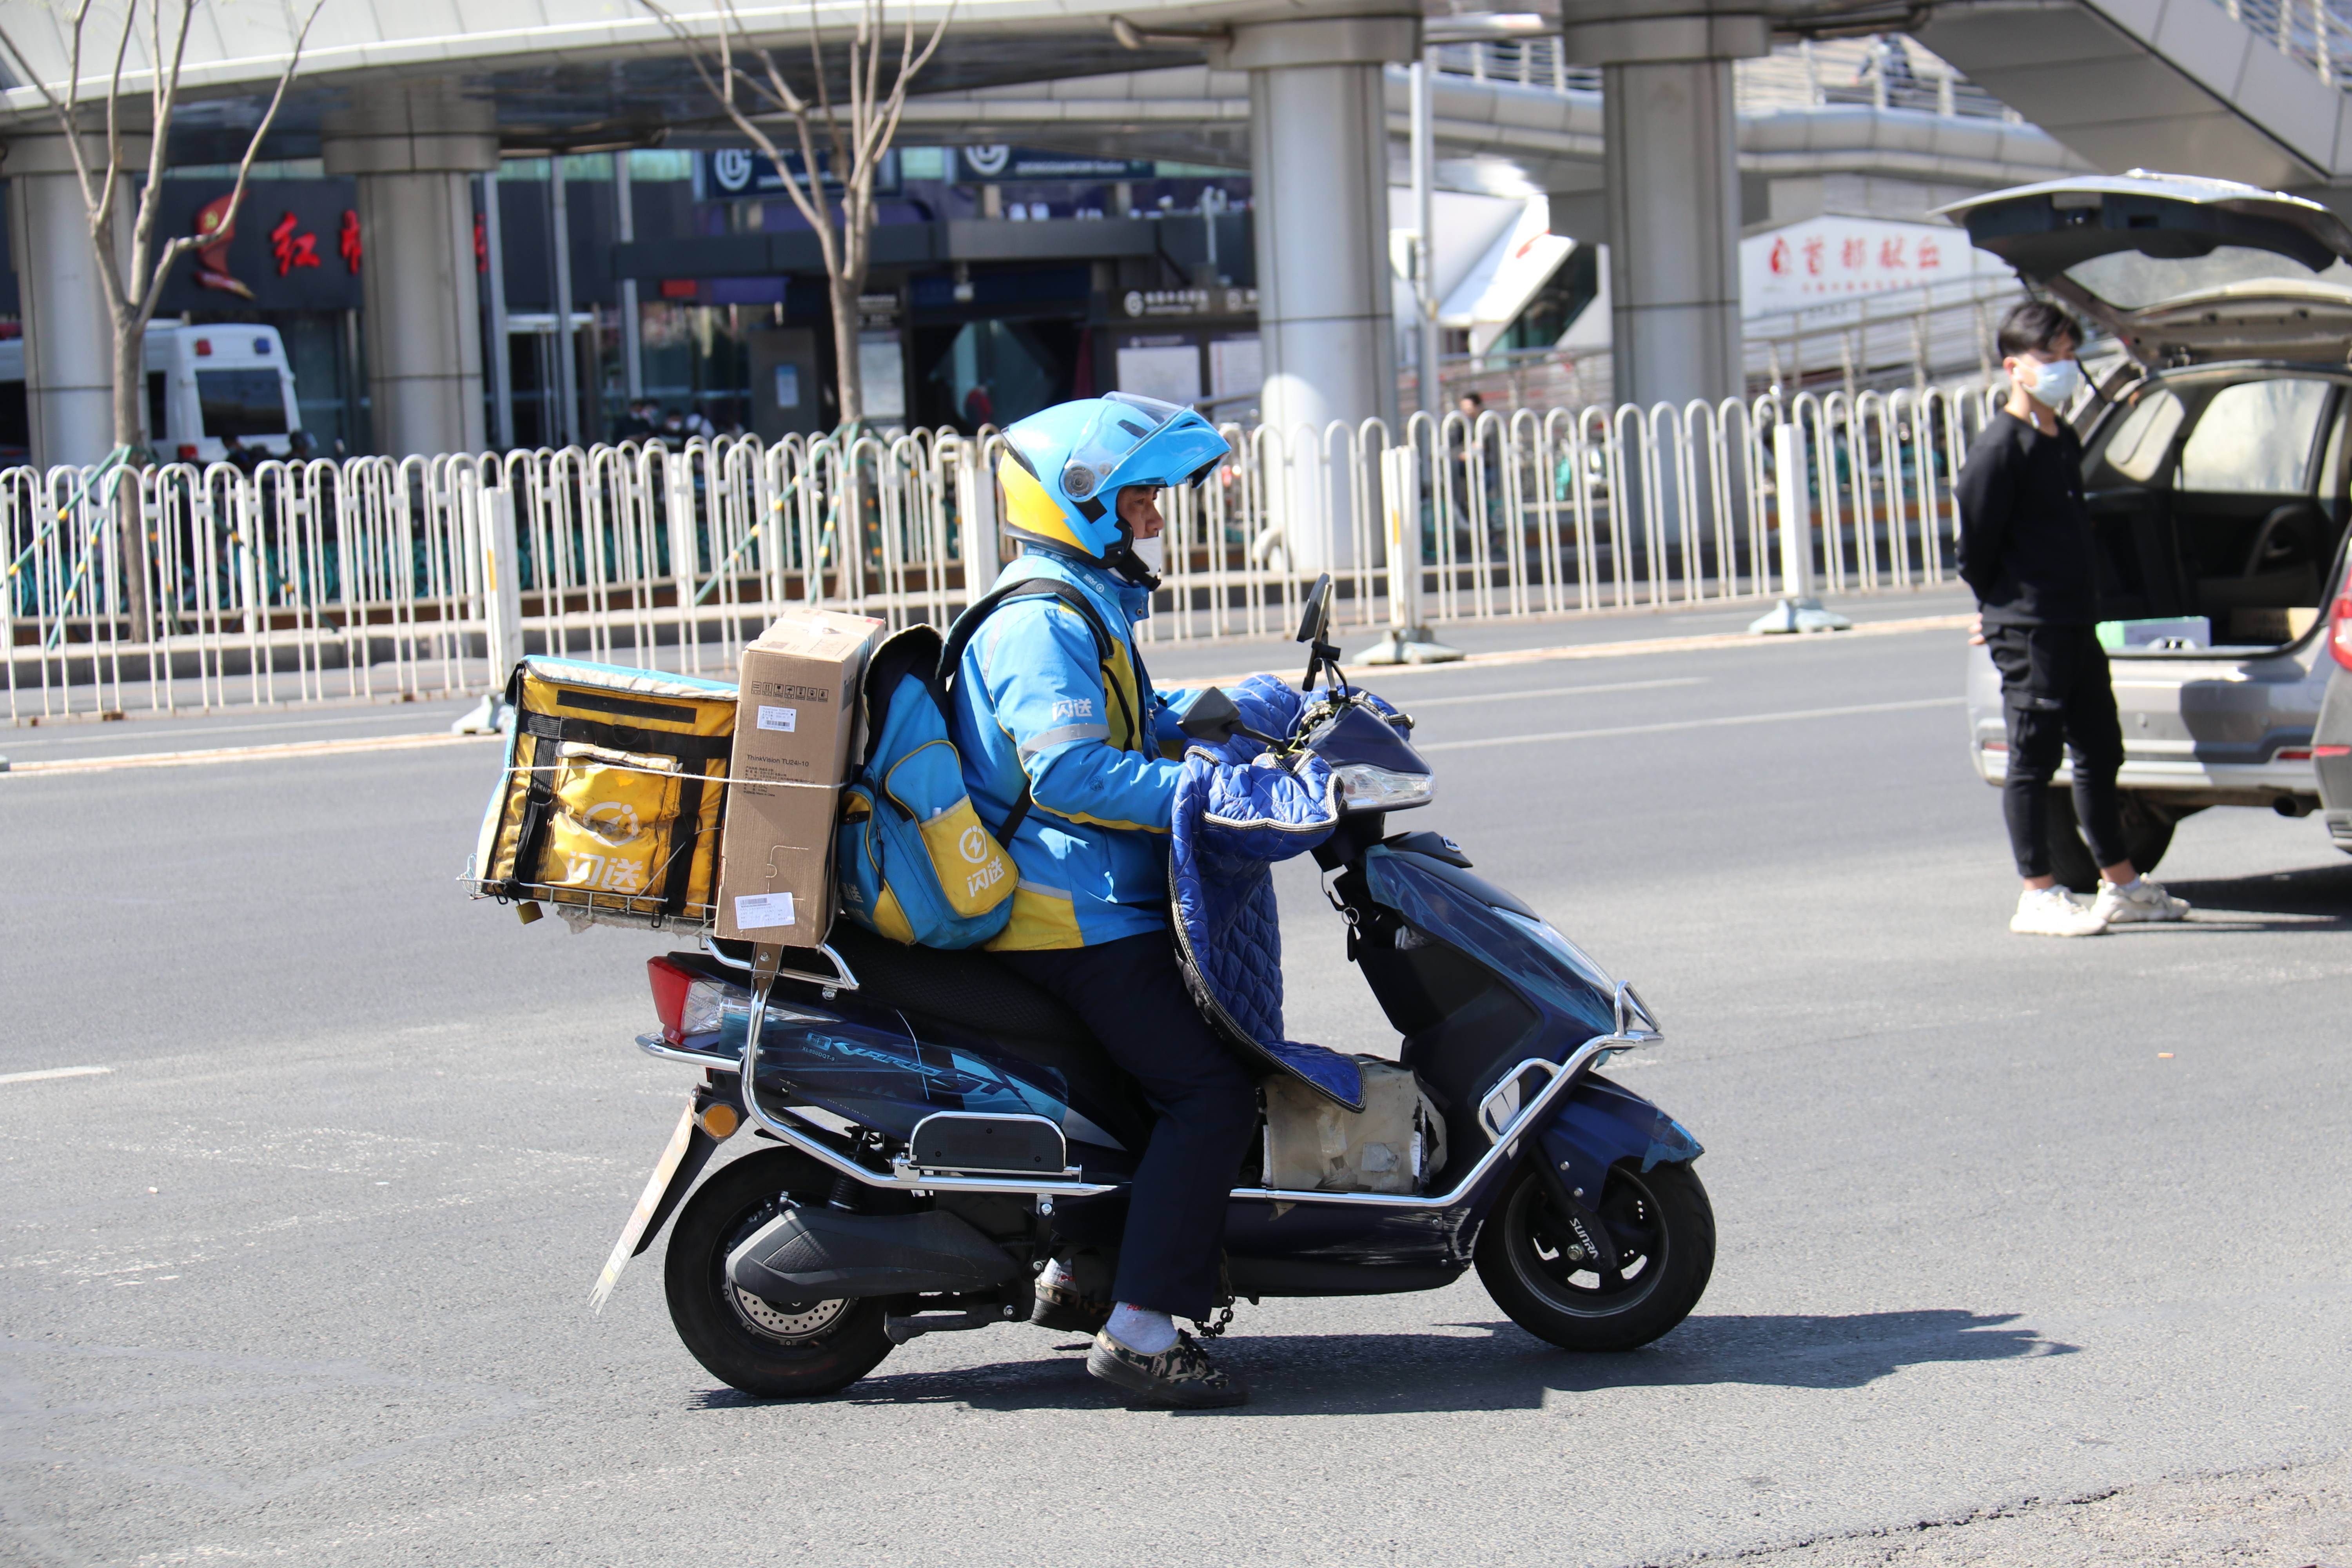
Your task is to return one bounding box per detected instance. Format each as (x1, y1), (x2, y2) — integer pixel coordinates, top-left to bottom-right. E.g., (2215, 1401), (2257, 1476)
(2331, 554), (2352, 672)
(2279, 748), (2313, 761)
(176, 444), (198, 461)
(194, 337), (212, 356)
(2318, 744), (2352, 759)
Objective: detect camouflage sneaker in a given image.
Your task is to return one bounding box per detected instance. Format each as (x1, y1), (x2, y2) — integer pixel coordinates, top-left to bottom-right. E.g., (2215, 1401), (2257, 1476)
(1086, 1330), (1249, 1408)
(1030, 1269), (1111, 1334)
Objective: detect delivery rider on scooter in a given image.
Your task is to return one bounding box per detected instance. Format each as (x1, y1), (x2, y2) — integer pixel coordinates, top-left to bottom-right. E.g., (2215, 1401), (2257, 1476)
(946, 394), (1252, 1409)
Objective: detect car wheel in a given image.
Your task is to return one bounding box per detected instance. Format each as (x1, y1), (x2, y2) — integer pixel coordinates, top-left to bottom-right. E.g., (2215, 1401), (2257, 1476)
(2042, 789), (2180, 892)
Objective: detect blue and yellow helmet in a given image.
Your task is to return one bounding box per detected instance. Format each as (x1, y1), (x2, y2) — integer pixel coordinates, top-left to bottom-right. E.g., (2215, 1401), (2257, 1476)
(996, 394), (1231, 568)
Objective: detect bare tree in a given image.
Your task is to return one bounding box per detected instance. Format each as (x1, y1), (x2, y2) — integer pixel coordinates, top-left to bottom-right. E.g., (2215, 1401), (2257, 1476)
(0, 0), (321, 461)
(644, 0), (952, 426)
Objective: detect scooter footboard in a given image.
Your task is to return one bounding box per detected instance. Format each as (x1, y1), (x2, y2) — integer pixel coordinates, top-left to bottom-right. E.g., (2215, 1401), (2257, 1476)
(1535, 1074), (1704, 1210)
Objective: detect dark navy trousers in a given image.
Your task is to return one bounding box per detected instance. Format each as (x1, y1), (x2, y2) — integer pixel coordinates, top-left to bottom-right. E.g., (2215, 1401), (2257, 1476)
(1985, 622), (2129, 878)
(999, 933), (1258, 1321)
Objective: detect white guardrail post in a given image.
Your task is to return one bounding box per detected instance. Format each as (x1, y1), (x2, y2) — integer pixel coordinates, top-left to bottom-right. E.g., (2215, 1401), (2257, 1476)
(453, 468), (523, 734)
(1359, 444), (1461, 665)
(1748, 419), (1850, 635)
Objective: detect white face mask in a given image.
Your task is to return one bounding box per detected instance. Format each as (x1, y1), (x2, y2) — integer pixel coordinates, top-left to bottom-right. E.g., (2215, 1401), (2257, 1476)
(2023, 356), (2082, 410)
(1127, 533), (1165, 575)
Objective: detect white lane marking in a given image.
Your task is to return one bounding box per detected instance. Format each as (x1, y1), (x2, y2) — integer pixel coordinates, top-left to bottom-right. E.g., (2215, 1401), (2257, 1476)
(0, 1065), (113, 1086)
(1180, 611), (1973, 690)
(0, 709), (463, 750)
(4, 731), (499, 776)
(1417, 695), (1965, 751)
(1406, 677), (1706, 709)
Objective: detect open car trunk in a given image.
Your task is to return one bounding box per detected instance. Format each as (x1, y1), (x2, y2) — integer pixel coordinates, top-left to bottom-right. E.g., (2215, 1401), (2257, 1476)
(1936, 172), (2352, 361)
(1939, 173), (2352, 654)
(2078, 366), (2350, 651)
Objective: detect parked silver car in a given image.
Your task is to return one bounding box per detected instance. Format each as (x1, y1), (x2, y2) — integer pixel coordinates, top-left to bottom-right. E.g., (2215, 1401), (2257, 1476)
(1940, 172), (2352, 886)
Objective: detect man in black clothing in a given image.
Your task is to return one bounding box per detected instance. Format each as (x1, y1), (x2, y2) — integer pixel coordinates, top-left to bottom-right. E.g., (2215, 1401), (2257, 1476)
(1955, 300), (2189, 935)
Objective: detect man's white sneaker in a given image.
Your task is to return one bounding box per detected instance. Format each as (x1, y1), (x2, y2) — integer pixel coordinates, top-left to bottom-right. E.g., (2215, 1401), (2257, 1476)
(2011, 885), (2108, 937)
(2092, 877), (2190, 924)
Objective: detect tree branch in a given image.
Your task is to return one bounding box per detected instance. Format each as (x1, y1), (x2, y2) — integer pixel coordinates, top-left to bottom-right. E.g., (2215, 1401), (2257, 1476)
(140, 0), (323, 318)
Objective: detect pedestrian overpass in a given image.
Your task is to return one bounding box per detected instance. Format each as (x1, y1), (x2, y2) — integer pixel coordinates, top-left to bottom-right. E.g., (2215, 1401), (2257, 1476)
(7, 0), (2352, 468)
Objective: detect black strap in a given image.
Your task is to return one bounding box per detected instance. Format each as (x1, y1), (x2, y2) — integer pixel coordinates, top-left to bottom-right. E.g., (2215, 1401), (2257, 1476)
(659, 765), (708, 915)
(519, 710), (734, 762)
(937, 577), (1123, 848)
(938, 577), (1115, 678)
(503, 665), (559, 897)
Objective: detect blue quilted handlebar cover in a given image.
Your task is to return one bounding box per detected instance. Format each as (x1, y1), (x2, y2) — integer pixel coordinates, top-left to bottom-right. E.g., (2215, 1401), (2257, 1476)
(1168, 674), (1363, 1111)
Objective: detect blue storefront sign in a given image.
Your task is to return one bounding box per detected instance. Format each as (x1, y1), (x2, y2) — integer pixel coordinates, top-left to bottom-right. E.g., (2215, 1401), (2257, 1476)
(698, 148), (900, 200)
(954, 147), (1156, 183)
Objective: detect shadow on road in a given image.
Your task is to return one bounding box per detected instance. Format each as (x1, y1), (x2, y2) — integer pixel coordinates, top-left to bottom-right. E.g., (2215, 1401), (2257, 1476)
(779, 1308), (2071, 1416)
(2159, 861), (2352, 931)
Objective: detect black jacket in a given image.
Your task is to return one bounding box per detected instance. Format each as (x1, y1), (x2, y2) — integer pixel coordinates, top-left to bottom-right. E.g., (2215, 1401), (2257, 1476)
(1954, 410), (2100, 627)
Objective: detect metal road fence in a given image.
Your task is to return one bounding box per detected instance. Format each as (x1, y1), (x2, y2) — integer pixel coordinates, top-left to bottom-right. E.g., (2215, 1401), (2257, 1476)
(4, 385), (2006, 724)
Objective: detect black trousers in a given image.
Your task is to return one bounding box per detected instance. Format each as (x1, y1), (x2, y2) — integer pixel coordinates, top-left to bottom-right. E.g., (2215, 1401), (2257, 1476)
(999, 933), (1258, 1321)
(1985, 622), (2129, 878)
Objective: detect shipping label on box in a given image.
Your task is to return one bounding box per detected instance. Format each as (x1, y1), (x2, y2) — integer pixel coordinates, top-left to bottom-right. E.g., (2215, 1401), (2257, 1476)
(715, 608), (883, 947)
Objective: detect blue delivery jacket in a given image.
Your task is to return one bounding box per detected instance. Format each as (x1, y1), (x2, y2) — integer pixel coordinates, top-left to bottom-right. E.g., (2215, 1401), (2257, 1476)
(950, 549), (1190, 950)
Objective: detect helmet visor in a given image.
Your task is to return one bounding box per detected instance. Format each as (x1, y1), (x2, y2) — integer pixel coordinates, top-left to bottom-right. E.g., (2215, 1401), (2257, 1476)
(1056, 393), (1231, 506)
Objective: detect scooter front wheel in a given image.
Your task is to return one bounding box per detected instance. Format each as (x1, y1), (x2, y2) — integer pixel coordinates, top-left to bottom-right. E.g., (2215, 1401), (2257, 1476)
(1475, 1158), (1714, 1352)
(663, 1147), (895, 1397)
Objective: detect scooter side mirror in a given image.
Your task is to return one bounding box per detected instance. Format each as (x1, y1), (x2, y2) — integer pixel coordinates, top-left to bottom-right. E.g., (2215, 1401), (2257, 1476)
(1178, 687), (1243, 743)
(1295, 573), (1333, 646)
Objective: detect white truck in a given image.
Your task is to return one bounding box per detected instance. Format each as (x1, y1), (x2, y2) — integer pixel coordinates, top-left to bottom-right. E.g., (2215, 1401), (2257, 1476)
(0, 321), (303, 466)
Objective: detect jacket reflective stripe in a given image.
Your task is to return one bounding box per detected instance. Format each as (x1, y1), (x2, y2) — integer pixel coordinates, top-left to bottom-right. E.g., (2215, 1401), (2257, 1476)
(1018, 721), (1112, 758)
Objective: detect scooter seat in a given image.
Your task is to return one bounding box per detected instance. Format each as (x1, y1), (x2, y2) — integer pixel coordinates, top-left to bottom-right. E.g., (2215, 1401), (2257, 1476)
(814, 924), (1094, 1048)
(724, 926), (1156, 1154)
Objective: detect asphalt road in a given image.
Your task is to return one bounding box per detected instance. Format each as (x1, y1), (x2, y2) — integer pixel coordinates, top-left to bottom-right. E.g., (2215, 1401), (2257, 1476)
(5, 602), (2350, 1568)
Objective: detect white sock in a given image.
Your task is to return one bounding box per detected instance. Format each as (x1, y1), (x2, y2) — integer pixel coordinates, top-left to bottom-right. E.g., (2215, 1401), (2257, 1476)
(1105, 1303), (1177, 1354)
(1037, 1258), (1075, 1293)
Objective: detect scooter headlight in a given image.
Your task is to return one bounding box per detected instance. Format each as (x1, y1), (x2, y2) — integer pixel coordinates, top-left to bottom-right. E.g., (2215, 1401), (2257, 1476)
(1330, 762), (1434, 812)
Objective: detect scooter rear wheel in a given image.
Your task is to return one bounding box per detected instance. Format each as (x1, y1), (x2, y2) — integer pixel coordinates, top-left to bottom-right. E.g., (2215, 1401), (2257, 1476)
(1475, 1158), (1714, 1352)
(664, 1147), (895, 1397)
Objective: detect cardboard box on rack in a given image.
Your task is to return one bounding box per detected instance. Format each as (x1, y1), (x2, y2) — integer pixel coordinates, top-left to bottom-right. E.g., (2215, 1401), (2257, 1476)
(715, 608), (885, 947)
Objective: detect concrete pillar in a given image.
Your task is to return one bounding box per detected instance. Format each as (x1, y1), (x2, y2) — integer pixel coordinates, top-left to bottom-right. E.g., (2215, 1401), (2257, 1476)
(322, 87), (498, 457)
(1561, 0), (1765, 409)
(1223, 15), (1416, 569)
(1234, 17), (1410, 443)
(1601, 60), (1742, 409)
(3, 134), (139, 469)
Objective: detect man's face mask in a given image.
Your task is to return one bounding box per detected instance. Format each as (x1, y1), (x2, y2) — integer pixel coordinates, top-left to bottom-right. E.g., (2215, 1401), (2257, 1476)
(2020, 354), (2082, 410)
(1127, 533), (1165, 575)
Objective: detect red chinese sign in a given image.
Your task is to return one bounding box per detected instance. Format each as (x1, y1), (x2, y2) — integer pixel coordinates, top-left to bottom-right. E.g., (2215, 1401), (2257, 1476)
(270, 212), (322, 276)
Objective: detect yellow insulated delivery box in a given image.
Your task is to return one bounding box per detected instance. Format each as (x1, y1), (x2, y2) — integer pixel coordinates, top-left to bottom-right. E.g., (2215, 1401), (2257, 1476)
(715, 608), (885, 947)
(469, 657), (740, 930)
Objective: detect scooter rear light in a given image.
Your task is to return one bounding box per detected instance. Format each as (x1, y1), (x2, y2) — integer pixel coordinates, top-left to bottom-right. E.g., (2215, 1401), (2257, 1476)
(648, 957), (695, 1043)
(2329, 555), (2352, 672)
(648, 957), (739, 1045)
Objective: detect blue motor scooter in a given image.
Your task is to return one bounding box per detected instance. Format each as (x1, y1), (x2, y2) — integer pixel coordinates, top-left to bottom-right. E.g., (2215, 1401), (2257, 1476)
(596, 577), (1711, 1397)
